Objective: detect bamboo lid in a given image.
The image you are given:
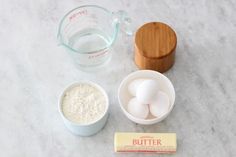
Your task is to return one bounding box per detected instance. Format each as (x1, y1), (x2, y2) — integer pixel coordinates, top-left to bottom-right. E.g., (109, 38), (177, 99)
(134, 22), (177, 73)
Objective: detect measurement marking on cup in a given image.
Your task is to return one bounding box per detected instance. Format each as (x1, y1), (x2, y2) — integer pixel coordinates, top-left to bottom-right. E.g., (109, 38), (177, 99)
(89, 49), (108, 59)
(69, 9), (87, 21)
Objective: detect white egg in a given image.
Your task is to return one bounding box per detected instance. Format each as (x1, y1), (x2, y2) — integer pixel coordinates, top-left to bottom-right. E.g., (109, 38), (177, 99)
(136, 79), (159, 104)
(128, 79), (146, 96)
(127, 98), (149, 119)
(149, 91), (170, 117)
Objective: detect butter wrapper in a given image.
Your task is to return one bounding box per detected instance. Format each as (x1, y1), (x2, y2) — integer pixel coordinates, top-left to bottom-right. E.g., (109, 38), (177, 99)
(114, 132), (176, 153)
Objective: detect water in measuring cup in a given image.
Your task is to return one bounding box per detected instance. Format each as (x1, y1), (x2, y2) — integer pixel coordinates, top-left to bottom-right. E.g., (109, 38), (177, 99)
(68, 28), (112, 53)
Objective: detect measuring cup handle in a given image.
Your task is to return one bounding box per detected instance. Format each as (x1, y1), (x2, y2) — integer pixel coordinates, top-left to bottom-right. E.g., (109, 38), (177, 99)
(112, 10), (133, 36)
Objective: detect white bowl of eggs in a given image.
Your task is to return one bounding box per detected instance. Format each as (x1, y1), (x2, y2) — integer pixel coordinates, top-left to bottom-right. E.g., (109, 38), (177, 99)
(118, 70), (175, 125)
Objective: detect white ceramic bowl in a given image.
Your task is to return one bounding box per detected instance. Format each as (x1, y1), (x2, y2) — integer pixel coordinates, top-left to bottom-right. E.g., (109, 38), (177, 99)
(118, 70), (175, 125)
(58, 81), (109, 136)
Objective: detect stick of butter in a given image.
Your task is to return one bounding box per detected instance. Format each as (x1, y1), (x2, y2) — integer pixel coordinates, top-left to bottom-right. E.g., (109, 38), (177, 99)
(114, 132), (176, 153)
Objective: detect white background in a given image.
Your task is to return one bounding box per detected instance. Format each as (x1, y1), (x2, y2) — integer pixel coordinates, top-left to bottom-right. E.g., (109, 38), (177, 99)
(0, 0), (236, 156)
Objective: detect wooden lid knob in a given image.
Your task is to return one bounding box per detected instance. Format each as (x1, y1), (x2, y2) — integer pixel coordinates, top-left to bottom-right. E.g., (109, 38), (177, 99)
(134, 22), (177, 73)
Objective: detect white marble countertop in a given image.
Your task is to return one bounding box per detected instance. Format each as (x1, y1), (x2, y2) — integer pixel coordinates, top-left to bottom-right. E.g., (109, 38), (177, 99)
(1, 0), (236, 156)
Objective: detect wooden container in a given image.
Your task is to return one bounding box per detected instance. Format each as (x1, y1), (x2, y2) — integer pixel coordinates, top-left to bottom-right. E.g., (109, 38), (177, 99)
(134, 22), (177, 73)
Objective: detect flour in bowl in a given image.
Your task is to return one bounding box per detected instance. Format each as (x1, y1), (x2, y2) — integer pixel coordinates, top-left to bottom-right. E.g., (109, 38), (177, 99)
(61, 83), (107, 124)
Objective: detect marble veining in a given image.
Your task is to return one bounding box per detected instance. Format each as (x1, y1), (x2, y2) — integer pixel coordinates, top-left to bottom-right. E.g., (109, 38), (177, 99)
(0, 0), (236, 156)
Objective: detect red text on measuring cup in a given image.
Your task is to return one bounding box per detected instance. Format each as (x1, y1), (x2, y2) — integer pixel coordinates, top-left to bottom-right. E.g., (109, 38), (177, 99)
(69, 9), (87, 21)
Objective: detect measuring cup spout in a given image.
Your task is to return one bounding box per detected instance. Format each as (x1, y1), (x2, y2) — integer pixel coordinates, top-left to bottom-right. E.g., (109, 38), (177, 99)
(112, 10), (133, 36)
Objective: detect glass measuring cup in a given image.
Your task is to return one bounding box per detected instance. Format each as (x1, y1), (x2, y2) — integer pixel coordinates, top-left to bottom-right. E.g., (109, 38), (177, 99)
(57, 5), (132, 69)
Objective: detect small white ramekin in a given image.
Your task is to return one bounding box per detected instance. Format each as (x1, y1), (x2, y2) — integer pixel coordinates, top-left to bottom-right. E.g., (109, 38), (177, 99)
(58, 81), (109, 136)
(118, 70), (175, 125)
